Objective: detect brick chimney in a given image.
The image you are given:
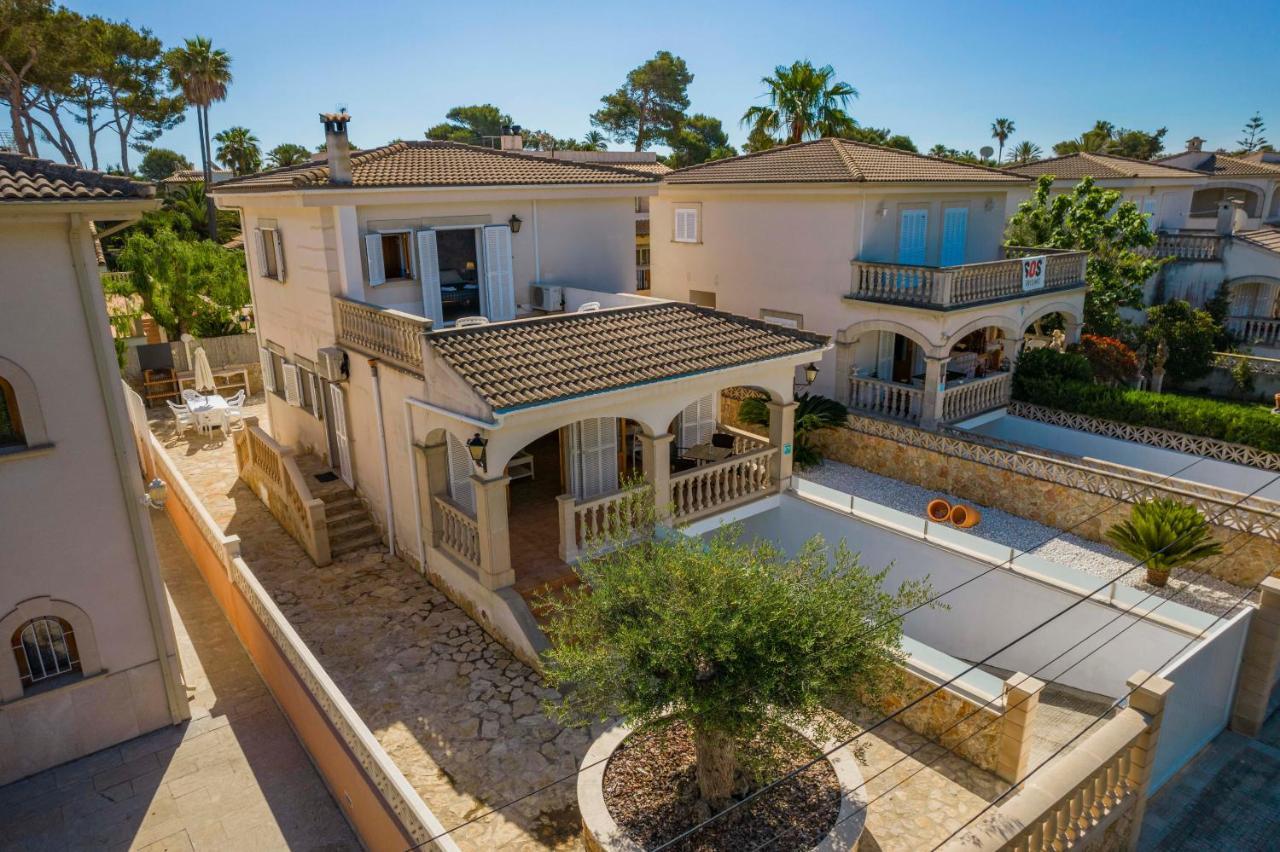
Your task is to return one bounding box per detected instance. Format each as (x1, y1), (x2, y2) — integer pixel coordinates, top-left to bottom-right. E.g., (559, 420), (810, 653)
(321, 111), (353, 184)
(1185, 136), (1204, 153)
(499, 124), (523, 151)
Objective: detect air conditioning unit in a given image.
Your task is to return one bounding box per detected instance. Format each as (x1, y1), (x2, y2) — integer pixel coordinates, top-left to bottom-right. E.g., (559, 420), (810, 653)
(317, 346), (348, 382)
(532, 283), (563, 312)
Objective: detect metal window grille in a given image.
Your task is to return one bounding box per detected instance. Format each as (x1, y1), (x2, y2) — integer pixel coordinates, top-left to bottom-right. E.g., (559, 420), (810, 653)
(12, 617), (80, 688)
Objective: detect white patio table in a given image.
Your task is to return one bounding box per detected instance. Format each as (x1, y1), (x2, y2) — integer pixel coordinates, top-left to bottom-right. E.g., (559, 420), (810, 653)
(186, 393), (228, 432)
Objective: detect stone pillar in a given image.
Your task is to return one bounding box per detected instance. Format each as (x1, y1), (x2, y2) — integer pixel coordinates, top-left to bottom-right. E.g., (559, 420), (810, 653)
(417, 439), (449, 548)
(1124, 669), (1174, 851)
(557, 494), (578, 563)
(998, 336), (1024, 370)
(766, 401), (796, 489)
(1064, 320), (1083, 347)
(1230, 577), (1280, 736)
(995, 672), (1045, 784)
(640, 431), (674, 521)
(920, 356), (948, 430)
(471, 473), (514, 590)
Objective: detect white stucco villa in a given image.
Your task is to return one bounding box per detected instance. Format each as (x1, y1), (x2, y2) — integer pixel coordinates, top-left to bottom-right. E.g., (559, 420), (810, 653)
(648, 138), (1089, 429)
(211, 114), (827, 664)
(0, 154), (189, 784)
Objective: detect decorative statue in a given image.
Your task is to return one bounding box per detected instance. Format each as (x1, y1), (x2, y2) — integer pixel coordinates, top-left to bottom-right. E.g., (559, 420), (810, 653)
(1049, 329), (1067, 352)
(1151, 338), (1169, 394)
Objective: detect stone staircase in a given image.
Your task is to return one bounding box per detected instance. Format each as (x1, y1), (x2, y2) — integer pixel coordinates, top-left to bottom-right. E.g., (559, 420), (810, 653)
(297, 456), (383, 558)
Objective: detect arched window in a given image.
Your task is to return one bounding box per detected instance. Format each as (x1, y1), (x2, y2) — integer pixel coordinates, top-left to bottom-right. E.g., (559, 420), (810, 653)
(0, 377), (23, 448)
(11, 617), (81, 691)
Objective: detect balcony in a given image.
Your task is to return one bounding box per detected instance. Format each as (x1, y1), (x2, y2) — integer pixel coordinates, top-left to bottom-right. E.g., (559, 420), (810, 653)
(849, 372), (1012, 426)
(333, 296), (431, 375)
(1153, 230), (1224, 262)
(1227, 316), (1280, 348)
(847, 248), (1088, 310)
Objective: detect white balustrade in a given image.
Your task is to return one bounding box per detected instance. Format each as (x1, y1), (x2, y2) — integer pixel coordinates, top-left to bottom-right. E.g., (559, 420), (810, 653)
(334, 296), (431, 374)
(941, 373), (1012, 422)
(849, 377), (923, 423)
(850, 250), (1087, 308)
(1227, 316), (1280, 348)
(434, 495), (480, 569)
(669, 446), (777, 522)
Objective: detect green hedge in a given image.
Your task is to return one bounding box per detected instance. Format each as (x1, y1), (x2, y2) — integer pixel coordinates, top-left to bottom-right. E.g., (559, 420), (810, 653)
(1014, 376), (1280, 453)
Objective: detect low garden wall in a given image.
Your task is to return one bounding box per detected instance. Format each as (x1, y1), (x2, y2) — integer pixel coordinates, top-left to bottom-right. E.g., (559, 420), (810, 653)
(810, 414), (1280, 586)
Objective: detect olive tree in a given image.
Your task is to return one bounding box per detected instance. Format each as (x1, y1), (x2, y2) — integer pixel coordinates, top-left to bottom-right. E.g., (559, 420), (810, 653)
(542, 523), (930, 806)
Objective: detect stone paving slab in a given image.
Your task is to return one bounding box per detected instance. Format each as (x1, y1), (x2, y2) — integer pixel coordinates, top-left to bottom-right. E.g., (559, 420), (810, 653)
(149, 405), (1005, 851)
(0, 512), (356, 852)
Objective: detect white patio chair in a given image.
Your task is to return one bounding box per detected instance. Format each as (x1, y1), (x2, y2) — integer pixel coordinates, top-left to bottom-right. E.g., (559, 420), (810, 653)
(222, 390), (247, 431)
(455, 316), (490, 328)
(167, 400), (195, 437)
(181, 388), (205, 406)
(577, 301), (601, 313)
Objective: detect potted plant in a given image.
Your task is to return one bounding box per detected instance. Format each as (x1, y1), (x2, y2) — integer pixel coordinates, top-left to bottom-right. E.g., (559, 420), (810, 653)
(542, 523), (931, 850)
(1105, 498), (1223, 587)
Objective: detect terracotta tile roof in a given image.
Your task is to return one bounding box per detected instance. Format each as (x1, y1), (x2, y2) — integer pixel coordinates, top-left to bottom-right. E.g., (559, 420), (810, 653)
(1156, 152), (1280, 178)
(1236, 227), (1280, 255)
(0, 152), (154, 201)
(607, 161), (672, 176)
(664, 138), (1026, 185)
(161, 168), (233, 184)
(427, 302), (828, 412)
(212, 141), (659, 193)
(1006, 152), (1200, 181)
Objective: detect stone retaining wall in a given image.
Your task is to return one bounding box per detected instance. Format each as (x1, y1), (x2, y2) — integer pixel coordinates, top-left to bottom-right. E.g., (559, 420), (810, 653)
(809, 421), (1280, 586)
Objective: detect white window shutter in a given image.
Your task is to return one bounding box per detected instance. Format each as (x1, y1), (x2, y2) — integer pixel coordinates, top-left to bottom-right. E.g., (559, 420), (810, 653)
(259, 346), (276, 393)
(272, 228), (286, 281)
(416, 230), (444, 325)
(572, 418), (618, 499)
(308, 371), (323, 419)
(282, 362), (301, 406)
(365, 234), (386, 286)
(675, 208), (698, 243)
(680, 395), (714, 448)
(328, 383), (352, 485)
(482, 225), (515, 321)
(446, 433), (475, 512)
(254, 228), (268, 273)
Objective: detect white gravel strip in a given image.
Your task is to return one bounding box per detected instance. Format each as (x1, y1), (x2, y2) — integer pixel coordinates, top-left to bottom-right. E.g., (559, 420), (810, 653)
(801, 460), (1249, 618)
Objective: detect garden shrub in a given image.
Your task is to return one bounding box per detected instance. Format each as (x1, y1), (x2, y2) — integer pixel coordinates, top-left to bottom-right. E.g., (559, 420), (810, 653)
(1075, 334), (1138, 385)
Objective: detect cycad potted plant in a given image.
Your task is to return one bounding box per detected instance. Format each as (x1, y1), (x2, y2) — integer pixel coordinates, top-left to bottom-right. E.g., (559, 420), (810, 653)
(542, 523), (930, 850)
(1105, 498), (1223, 587)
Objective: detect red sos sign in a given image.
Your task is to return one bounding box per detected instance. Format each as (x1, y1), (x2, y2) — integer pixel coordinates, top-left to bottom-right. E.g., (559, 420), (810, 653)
(1021, 256), (1046, 291)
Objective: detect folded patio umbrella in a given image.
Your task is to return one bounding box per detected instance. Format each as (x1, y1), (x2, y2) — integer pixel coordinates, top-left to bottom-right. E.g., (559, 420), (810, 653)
(192, 346), (216, 393)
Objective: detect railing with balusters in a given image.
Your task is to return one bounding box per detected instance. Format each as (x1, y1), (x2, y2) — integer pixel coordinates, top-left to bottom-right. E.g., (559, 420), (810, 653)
(941, 372), (1012, 422)
(1153, 230), (1224, 261)
(434, 495), (480, 570)
(670, 446), (778, 522)
(1226, 315), (1280, 347)
(558, 484), (652, 562)
(333, 296), (431, 375)
(849, 249), (1087, 309)
(849, 377), (923, 423)
(233, 418), (330, 565)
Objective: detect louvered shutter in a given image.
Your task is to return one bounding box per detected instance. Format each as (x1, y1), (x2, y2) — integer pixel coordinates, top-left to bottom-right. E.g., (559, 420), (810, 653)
(254, 228), (268, 274)
(272, 229), (287, 281)
(482, 225), (515, 321)
(572, 418), (618, 499)
(282, 362), (301, 406)
(898, 209), (928, 265)
(308, 371), (323, 419)
(416, 230), (444, 325)
(675, 208), (699, 243)
(940, 207), (968, 267)
(259, 346), (276, 393)
(365, 234), (385, 286)
(328, 383), (352, 485)
(876, 332), (895, 380)
(679, 395), (715, 449)
(446, 433), (475, 512)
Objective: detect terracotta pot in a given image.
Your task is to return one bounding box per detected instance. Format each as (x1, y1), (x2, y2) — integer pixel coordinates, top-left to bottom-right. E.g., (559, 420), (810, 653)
(949, 504), (982, 528)
(578, 720), (867, 852)
(926, 498), (952, 523)
(1146, 567), (1170, 588)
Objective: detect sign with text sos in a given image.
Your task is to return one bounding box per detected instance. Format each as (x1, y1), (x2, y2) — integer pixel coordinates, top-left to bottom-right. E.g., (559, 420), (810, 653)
(1021, 255), (1047, 292)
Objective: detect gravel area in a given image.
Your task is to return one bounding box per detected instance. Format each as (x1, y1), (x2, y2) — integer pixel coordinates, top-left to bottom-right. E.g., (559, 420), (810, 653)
(802, 461), (1250, 618)
(602, 721), (840, 851)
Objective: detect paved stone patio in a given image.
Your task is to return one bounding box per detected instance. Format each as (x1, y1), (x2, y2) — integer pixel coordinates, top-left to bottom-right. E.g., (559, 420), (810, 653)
(0, 512), (356, 852)
(146, 402), (1007, 850)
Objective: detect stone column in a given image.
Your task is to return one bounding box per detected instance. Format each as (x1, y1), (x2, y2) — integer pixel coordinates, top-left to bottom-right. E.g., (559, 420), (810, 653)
(998, 336), (1024, 370)
(766, 401), (796, 488)
(1124, 669), (1174, 851)
(417, 439), (449, 549)
(640, 431), (674, 521)
(557, 494), (578, 563)
(471, 472), (514, 590)
(995, 673), (1044, 784)
(1230, 577), (1280, 736)
(919, 356), (948, 430)
(1064, 320), (1084, 347)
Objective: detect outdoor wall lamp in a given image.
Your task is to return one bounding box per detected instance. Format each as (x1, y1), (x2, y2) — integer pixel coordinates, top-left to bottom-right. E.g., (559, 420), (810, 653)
(795, 362), (819, 393)
(140, 477), (167, 510)
(467, 433), (488, 471)
(508, 214), (523, 234)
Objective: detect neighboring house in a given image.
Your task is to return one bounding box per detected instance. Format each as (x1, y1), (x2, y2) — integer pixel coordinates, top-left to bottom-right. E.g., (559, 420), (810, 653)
(211, 113), (821, 665)
(158, 168), (234, 193)
(649, 138), (1089, 428)
(0, 153), (188, 784)
(529, 150), (672, 291)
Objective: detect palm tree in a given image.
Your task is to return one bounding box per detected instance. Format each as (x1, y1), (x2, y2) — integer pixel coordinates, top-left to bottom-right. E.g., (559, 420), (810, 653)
(267, 143), (311, 168)
(214, 126), (261, 175)
(741, 60), (858, 146)
(991, 118), (1015, 164)
(928, 143), (953, 158)
(1007, 140), (1043, 165)
(583, 130), (608, 151)
(1105, 499), (1223, 587)
(166, 37), (232, 239)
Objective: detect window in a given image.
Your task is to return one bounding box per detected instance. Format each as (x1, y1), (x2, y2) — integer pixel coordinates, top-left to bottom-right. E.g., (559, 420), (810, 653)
(636, 247), (651, 266)
(12, 617), (81, 692)
(257, 227), (285, 281)
(260, 346), (286, 400)
(0, 377), (23, 448)
(636, 268), (651, 290)
(674, 206), (700, 243)
(635, 196), (650, 214)
(297, 364), (323, 421)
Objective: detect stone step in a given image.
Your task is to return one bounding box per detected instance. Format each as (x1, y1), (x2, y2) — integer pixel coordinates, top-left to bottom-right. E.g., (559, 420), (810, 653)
(325, 506), (368, 527)
(328, 513), (375, 537)
(331, 529), (383, 556)
(321, 496), (364, 517)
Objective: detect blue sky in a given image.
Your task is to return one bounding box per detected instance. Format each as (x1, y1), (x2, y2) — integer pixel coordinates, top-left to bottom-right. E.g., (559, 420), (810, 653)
(68, 0), (1279, 167)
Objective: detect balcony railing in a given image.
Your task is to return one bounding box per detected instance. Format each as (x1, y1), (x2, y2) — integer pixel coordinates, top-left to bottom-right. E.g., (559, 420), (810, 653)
(941, 372), (1012, 422)
(849, 373), (1012, 425)
(848, 249), (1087, 309)
(333, 296), (431, 374)
(1153, 230), (1224, 262)
(435, 495), (481, 570)
(669, 445), (778, 522)
(850, 377), (923, 423)
(1227, 316), (1280, 348)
